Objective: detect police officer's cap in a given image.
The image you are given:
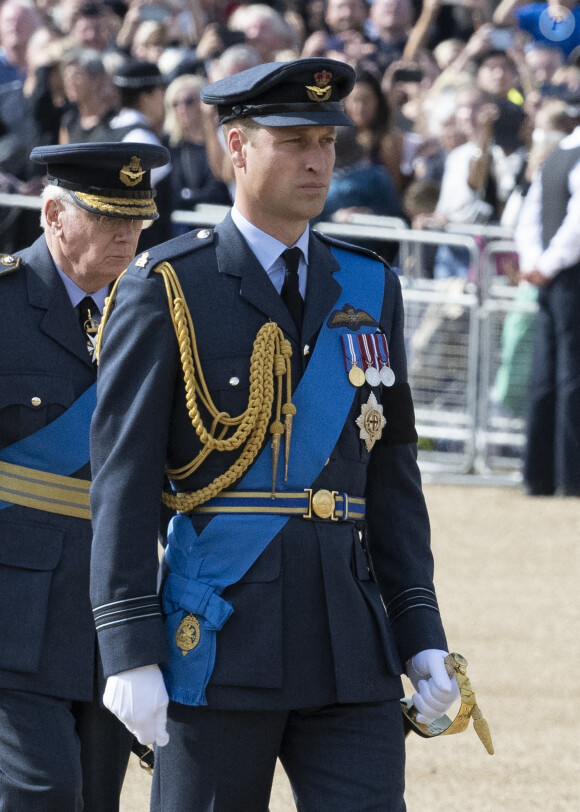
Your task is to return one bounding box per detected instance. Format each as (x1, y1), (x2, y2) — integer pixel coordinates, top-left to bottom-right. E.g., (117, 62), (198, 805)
(30, 142), (170, 221)
(200, 58), (355, 126)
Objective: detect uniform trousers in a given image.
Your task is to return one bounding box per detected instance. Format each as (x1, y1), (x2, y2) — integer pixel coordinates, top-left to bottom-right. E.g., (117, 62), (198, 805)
(0, 687), (133, 812)
(151, 699), (406, 812)
(524, 266), (580, 495)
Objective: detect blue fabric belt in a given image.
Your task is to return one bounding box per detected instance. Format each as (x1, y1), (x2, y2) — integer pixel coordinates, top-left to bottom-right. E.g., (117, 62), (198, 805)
(191, 489), (366, 521)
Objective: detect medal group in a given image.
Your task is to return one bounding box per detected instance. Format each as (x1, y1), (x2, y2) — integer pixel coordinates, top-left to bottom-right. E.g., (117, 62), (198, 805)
(341, 332), (395, 452)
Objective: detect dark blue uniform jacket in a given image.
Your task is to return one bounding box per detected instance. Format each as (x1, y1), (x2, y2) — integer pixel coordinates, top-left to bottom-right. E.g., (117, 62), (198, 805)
(90, 214), (448, 710)
(0, 236), (98, 701)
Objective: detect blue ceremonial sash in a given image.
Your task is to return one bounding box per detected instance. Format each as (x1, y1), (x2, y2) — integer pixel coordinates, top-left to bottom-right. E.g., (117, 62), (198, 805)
(0, 384), (96, 511)
(162, 247), (385, 705)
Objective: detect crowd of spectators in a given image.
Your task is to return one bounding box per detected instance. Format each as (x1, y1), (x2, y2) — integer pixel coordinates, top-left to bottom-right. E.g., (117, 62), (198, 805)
(1, 0), (580, 260)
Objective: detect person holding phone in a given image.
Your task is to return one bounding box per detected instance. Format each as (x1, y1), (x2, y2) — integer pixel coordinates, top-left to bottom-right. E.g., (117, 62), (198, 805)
(494, 0), (580, 59)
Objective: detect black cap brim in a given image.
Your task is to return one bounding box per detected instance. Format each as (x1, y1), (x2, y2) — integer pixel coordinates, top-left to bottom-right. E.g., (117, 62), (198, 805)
(251, 110), (352, 126)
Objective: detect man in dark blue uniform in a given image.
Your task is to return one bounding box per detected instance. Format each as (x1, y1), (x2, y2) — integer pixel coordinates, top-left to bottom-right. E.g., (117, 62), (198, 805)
(0, 141), (169, 810)
(90, 59), (459, 811)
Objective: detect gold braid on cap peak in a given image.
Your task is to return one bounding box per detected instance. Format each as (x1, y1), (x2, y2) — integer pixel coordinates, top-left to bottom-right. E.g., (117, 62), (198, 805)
(74, 191), (158, 218)
(96, 261), (295, 511)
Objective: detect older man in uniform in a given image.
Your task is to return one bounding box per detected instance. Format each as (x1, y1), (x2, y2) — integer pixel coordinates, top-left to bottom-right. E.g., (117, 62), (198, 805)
(90, 59), (459, 811)
(0, 141), (169, 810)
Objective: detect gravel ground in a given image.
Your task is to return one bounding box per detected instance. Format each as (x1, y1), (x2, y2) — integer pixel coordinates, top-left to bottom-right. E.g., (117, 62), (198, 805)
(120, 484), (580, 811)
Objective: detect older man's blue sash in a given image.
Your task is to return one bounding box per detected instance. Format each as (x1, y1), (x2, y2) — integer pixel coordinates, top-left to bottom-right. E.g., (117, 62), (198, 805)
(0, 385), (96, 511)
(162, 247), (385, 705)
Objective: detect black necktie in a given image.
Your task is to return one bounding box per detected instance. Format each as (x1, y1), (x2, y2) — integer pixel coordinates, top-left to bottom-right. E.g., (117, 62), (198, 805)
(281, 247), (303, 332)
(77, 296), (100, 362)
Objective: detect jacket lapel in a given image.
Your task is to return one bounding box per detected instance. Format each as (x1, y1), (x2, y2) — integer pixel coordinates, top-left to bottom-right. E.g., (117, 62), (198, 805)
(23, 237), (95, 367)
(214, 214), (298, 339)
(214, 215), (343, 345)
(302, 232), (342, 346)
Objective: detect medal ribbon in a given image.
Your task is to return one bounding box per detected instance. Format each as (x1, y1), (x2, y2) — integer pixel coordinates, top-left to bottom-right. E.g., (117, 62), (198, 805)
(161, 247), (385, 706)
(357, 334), (378, 373)
(377, 333), (390, 368)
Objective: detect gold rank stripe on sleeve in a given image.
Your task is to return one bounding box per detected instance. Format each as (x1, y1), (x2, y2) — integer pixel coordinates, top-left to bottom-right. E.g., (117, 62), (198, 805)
(0, 460), (91, 519)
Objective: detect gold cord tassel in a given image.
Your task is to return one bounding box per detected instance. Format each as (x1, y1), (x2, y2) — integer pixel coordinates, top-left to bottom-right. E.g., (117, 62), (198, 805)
(280, 339), (295, 481)
(471, 705), (494, 755)
(445, 653), (494, 755)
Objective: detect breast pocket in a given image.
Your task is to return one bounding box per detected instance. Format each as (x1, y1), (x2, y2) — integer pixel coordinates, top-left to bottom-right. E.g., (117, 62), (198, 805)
(0, 515), (64, 674)
(0, 374), (77, 449)
(199, 355), (251, 419)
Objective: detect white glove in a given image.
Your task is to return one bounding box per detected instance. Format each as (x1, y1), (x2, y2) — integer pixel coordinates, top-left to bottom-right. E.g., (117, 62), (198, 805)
(103, 664), (169, 746)
(405, 649), (460, 724)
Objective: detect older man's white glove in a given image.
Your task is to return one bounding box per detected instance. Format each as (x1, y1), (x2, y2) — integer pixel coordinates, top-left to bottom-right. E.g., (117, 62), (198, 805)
(103, 664), (169, 746)
(405, 649), (460, 724)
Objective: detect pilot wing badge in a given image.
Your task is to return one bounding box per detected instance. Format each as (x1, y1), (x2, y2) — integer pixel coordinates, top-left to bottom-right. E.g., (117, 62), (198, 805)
(328, 303), (378, 330)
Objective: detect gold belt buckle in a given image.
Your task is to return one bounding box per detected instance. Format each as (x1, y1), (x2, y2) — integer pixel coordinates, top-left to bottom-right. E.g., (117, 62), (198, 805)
(303, 489), (338, 520)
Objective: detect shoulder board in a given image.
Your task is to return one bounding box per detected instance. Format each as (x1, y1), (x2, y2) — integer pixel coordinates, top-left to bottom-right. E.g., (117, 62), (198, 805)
(0, 253), (21, 277)
(312, 230), (389, 269)
(130, 228), (215, 274)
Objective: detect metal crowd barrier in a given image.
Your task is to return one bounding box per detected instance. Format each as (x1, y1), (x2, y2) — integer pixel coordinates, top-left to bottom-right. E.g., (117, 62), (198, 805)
(402, 280), (480, 475)
(0, 193), (535, 479)
(314, 219), (482, 282)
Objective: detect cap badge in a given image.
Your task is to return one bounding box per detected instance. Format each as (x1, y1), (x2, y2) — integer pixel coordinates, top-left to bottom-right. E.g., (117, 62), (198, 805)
(306, 70), (333, 103)
(120, 156), (145, 187)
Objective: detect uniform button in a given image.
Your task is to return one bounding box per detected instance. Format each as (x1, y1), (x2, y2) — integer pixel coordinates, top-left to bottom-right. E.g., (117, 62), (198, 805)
(31, 397), (41, 406)
(229, 376), (240, 386)
(197, 229), (211, 239)
(303, 344), (310, 356)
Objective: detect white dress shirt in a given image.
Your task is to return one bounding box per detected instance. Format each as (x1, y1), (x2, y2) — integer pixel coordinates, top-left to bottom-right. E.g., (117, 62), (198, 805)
(515, 126), (580, 279)
(230, 206), (309, 298)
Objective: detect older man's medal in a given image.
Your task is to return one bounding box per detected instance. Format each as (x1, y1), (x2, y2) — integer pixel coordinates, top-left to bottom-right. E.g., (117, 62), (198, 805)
(356, 392), (386, 451)
(78, 297), (101, 363)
